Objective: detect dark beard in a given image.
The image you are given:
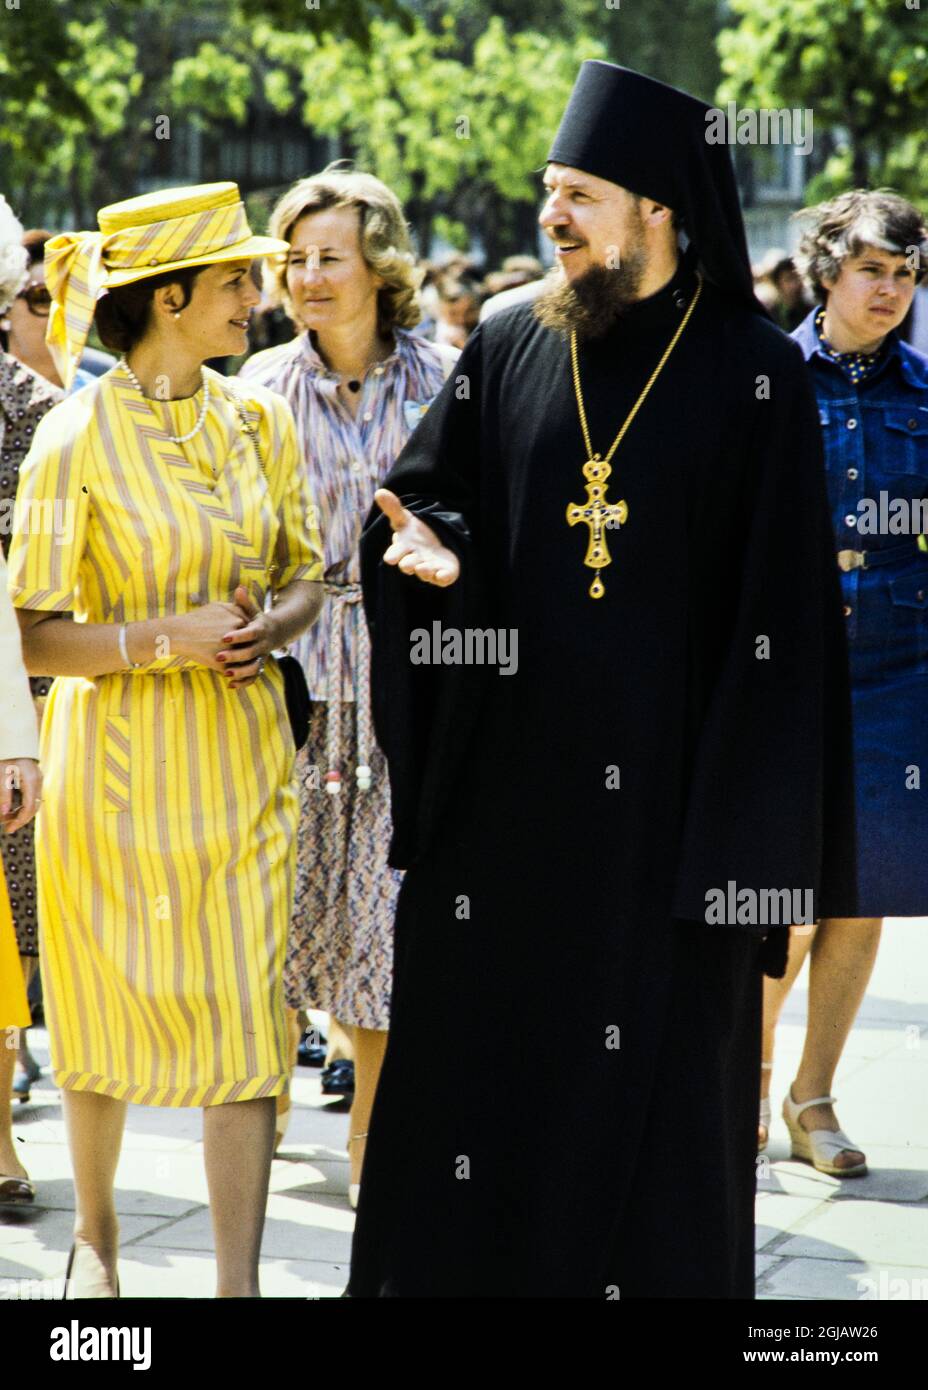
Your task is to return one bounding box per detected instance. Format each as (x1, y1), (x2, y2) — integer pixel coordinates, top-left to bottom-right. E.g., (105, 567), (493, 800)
(533, 253), (647, 340)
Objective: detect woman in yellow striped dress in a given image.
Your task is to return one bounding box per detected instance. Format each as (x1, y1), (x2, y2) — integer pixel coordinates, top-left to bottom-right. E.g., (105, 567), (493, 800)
(7, 184), (324, 1297)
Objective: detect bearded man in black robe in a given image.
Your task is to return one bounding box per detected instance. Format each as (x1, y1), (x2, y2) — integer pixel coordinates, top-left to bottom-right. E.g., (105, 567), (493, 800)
(347, 62), (855, 1298)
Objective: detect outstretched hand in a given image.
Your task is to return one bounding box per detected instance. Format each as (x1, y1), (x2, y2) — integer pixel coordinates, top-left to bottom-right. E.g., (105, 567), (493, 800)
(374, 488), (460, 588)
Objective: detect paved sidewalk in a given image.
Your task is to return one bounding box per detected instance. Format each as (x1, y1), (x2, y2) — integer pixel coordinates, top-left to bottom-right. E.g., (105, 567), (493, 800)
(756, 920), (928, 1300)
(1, 1010), (352, 1298)
(2, 926), (925, 1299)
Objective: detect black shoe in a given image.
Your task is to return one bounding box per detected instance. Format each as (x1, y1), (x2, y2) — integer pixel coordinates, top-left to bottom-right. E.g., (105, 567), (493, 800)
(297, 1030), (327, 1068)
(321, 1059), (355, 1097)
(13, 1058), (40, 1104)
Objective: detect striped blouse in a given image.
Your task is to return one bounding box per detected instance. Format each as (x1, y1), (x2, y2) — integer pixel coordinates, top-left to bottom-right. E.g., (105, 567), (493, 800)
(239, 327), (454, 702)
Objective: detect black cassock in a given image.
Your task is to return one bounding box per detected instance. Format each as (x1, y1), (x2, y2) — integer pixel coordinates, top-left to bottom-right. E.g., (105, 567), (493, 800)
(349, 253), (855, 1299)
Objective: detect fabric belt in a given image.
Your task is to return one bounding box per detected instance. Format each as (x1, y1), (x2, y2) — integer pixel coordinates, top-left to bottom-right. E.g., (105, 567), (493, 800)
(836, 538), (927, 572)
(322, 582), (372, 794)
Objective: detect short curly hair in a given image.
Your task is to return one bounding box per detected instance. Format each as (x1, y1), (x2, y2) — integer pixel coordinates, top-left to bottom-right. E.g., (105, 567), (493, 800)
(793, 189), (928, 302)
(264, 164), (422, 334)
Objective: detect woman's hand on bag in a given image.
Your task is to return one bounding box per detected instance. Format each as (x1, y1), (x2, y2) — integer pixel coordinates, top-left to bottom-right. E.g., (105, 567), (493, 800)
(171, 601), (250, 671)
(218, 585), (278, 689)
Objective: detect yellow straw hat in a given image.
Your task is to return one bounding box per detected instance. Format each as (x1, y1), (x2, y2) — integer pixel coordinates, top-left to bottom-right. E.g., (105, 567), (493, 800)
(45, 182), (289, 388)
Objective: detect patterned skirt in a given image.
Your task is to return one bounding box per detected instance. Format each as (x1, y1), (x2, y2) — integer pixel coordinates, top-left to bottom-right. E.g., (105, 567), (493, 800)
(0, 677), (52, 957)
(284, 702), (401, 1030)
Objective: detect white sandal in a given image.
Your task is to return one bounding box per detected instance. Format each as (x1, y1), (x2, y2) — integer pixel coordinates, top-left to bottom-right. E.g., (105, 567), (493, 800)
(757, 1062), (773, 1153)
(783, 1087), (867, 1177)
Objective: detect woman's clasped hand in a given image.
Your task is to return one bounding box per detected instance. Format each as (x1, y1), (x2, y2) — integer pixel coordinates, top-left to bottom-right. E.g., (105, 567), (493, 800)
(167, 584), (276, 688)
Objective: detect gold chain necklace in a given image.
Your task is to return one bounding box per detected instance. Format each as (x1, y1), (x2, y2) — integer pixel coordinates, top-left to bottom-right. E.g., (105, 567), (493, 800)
(566, 272), (703, 598)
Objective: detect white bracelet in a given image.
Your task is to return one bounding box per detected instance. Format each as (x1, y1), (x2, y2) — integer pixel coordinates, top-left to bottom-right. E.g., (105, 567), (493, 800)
(118, 622), (142, 670)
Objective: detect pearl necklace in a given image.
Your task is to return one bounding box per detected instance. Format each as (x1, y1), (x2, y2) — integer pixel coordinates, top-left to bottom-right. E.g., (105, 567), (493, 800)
(119, 358), (211, 444)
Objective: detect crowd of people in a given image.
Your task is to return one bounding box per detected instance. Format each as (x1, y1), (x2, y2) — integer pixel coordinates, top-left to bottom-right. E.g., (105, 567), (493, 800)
(1, 56), (927, 1299)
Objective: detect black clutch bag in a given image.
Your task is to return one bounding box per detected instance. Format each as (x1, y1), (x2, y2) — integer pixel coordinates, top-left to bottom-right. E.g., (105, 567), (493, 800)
(275, 650), (311, 750)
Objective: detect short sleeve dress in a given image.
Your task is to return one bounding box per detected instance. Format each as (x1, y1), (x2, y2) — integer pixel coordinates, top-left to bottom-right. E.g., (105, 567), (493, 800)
(6, 364), (323, 1106)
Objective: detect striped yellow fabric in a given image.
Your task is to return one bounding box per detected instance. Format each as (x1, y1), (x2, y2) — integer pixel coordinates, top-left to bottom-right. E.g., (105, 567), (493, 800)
(7, 369), (323, 1105)
(45, 232), (107, 391)
(0, 863), (30, 1029)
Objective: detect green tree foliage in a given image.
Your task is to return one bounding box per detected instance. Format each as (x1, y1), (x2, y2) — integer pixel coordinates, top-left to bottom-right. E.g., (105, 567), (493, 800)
(260, 15), (605, 257)
(0, 0), (724, 257)
(411, 0), (722, 99)
(0, 0), (404, 222)
(718, 0), (928, 200)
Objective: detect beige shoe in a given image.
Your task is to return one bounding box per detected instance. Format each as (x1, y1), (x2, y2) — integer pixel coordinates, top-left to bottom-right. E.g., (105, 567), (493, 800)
(783, 1088), (867, 1177)
(63, 1241), (120, 1298)
(758, 1061), (773, 1153)
(757, 1098), (771, 1154)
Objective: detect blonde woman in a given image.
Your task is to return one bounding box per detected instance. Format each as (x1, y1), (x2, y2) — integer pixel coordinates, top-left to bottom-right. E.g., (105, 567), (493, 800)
(240, 164), (457, 1205)
(8, 182), (324, 1295)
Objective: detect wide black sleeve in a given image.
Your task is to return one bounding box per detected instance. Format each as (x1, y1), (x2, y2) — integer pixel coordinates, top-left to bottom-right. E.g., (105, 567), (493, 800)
(360, 328), (489, 868)
(671, 341), (857, 973)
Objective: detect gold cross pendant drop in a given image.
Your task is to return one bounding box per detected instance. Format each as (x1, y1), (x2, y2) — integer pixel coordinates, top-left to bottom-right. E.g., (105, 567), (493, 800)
(565, 455), (628, 599)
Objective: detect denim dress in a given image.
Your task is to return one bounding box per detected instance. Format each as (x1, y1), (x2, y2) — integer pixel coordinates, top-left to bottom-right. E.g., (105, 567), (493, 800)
(793, 309), (928, 914)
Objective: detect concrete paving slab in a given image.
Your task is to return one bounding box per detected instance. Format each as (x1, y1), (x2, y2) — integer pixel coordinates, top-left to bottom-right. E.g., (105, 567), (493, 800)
(775, 1200), (928, 1267)
(755, 1194), (827, 1250)
(116, 1250), (347, 1299)
(760, 1255), (928, 1301)
(131, 1191), (354, 1265)
(0, 1209), (163, 1293)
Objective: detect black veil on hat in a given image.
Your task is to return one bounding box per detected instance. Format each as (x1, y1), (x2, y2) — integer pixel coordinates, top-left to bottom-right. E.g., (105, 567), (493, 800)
(547, 60), (764, 313)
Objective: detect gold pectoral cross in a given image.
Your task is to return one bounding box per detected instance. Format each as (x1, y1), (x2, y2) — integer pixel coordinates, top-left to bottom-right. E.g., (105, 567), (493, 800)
(565, 455), (628, 599)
